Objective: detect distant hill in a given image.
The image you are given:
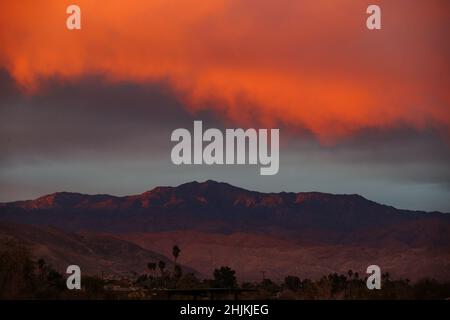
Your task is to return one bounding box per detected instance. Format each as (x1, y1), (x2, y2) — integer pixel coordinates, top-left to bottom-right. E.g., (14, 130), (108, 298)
(0, 222), (196, 277)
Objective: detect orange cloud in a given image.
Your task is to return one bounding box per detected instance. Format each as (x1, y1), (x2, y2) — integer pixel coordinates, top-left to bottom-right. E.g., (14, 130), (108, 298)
(1, 0), (449, 142)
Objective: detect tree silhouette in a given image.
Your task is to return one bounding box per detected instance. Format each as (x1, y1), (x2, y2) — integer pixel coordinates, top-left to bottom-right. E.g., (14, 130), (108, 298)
(347, 269), (353, 279)
(158, 260), (166, 276)
(172, 245), (181, 265)
(37, 258), (47, 281)
(38, 258), (46, 270)
(147, 262), (156, 278)
(173, 264), (183, 281)
(171, 245), (182, 281)
(213, 266), (237, 288)
(284, 276), (301, 291)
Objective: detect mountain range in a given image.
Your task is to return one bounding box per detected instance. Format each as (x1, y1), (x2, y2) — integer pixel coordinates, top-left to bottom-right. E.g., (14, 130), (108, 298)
(1, 180), (449, 281)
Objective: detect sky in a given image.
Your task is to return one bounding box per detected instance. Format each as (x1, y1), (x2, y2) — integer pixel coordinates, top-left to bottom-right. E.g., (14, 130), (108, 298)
(0, 0), (449, 211)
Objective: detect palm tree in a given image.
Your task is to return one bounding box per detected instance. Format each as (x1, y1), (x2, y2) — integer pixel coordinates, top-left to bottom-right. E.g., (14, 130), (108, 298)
(172, 245), (181, 265)
(173, 264), (183, 280)
(158, 260), (166, 277)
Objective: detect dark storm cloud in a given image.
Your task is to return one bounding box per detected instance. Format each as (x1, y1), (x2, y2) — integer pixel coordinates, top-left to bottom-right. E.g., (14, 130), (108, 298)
(0, 69), (223, 164)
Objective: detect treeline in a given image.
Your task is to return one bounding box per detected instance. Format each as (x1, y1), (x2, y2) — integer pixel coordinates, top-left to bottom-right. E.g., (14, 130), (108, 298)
(242, 273), (450, 300)
(1, 240), (449, 300)
(0, 239), (111, 299)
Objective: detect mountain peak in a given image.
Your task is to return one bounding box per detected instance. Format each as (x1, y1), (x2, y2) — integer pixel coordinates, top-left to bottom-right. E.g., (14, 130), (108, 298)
(143, 180), (248, 195)
(179, 179), (231, 187)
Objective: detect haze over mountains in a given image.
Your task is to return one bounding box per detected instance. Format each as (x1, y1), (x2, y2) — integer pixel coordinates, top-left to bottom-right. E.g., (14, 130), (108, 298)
(1, 180), (449, 281)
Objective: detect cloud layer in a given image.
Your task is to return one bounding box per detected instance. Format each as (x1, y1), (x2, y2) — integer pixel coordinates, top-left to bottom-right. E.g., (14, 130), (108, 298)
(1, 0), (449, 142)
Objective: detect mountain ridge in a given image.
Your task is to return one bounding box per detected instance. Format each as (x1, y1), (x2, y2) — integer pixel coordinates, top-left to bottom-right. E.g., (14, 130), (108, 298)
(0, 180), (449, 245)
(1, 180), (444, 214)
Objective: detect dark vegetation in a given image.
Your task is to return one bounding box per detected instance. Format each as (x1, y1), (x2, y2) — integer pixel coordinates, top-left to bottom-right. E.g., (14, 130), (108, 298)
(1, 240), (449, 300)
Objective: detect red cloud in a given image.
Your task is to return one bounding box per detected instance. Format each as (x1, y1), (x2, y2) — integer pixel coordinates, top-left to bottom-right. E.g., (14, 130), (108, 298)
(1, 0), (449, 142)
